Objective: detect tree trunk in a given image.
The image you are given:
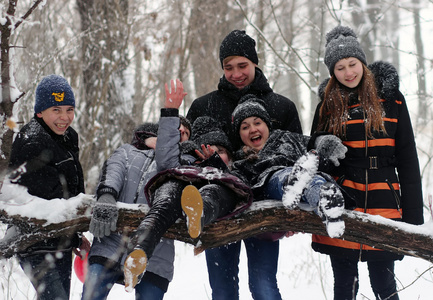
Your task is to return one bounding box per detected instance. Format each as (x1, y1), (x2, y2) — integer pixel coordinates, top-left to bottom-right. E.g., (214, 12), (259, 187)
(412, 0), (427, 127)
(77, 0), (132, 180)
(0, 0), (44, 182)
(0, 2), (14, 180)
(1, 194), (432, 263)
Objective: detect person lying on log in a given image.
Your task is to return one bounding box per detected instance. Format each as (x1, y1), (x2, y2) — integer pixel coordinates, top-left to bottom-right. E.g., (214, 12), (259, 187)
(123, 99), (252, 290)
(229, 94), (348, 238)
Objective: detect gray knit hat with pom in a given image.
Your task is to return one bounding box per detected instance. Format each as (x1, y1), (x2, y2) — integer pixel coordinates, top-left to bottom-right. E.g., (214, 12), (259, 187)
(324, 25), (367, 75)
(192, 116), (233, 153)
(231, 94), (271, 135)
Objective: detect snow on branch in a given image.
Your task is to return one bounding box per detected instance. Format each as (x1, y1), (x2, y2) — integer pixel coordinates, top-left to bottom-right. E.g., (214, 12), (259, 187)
(1, 181), (433, 262)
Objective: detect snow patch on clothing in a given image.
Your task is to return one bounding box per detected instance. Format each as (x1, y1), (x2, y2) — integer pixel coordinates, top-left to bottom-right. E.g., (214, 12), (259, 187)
(282, 152), (319, 208)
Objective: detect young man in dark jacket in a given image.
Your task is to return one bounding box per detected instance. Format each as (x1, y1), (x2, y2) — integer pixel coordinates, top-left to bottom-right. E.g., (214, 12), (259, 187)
(186, 30), (303, 300)
(186, 29), (303, 149)
(8, 74), (89, 300)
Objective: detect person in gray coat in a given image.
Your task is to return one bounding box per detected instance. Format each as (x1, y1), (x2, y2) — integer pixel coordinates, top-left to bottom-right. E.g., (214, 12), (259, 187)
(82, 80), (191, 300)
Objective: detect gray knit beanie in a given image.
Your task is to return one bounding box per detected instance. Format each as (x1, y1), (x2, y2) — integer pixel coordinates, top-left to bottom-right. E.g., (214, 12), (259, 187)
(192, 116), (233, 154)
(34, 75), (75, 113)
(219, 30), (259, 68)
(324, 26), (367, 75)
(231, 94), (271, 135)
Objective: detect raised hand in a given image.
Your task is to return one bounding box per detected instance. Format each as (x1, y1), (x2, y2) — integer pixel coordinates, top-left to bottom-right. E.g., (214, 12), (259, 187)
(164, 79), (187, 109)
(195, 144), (215, 161)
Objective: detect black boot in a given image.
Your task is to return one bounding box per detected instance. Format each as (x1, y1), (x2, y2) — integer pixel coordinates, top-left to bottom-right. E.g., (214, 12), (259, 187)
(201, 184), (237, 225)
(124, 179), (184, 290)
(181, 184), (237, 238)
(318, 182), (345, 238)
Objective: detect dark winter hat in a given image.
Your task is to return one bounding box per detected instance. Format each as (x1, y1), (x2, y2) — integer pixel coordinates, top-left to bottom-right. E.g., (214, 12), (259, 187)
(192, 116), (233, 153)
(132, 122), (158, 139)
(231, 94), (271, 135)
(34, 74), (75, 113)
(180, 115), (192, 136)
(219, 30), (259, 68)
(324, 25), (367, 75)
(131, 122), (158, 149)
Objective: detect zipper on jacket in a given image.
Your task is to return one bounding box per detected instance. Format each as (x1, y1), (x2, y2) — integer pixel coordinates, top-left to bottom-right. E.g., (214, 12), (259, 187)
(59, 150), (80, 197)
(386, 179), (402, 219)
(55, 156), (74, 165)
(359, 108), (368, 261)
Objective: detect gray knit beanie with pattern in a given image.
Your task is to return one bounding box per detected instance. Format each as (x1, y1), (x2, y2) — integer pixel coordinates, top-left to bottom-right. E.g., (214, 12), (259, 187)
(231, 94), (272, 135)
(192, 116), (233, 154)
(324, 25), (367, 75)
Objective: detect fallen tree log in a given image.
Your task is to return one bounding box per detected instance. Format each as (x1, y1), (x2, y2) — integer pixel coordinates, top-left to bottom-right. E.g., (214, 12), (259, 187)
(1, 185), (433, 262)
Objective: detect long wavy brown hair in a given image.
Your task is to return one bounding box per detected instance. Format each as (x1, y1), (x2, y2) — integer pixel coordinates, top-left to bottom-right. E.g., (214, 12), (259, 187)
(317, 63), (386, 138)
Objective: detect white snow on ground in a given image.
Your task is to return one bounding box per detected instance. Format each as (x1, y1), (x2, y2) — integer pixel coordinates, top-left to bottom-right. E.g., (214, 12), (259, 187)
(1, 226), (433, 299)
(81, 235), (433, 299)
(1, 181), (433, 299)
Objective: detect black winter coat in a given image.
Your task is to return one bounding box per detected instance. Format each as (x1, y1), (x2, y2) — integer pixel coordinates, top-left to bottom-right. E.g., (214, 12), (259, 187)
(186, 67), (303, 148)
(231, 129), (312, 200)
(310, 61), (424, 261)
(9, 116), (84, 252)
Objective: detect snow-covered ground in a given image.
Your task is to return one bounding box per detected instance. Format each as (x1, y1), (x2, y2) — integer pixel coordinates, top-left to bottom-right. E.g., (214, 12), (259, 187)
(4, 232), (432, 299)
(1, 185), (432, 299)
(75, 233), (433, 299)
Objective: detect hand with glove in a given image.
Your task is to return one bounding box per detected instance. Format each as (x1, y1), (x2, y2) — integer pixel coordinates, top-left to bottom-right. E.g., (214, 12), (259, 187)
(314, 134), (347, 167)
(89, 193), (119, 238)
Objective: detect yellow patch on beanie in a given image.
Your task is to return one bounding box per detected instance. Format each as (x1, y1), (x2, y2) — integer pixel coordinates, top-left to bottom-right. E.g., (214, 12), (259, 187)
(52, 92), (65, 102)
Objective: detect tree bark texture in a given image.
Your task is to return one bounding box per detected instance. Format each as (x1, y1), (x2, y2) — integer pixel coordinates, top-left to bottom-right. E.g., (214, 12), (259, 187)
(1, 195), (432, 262)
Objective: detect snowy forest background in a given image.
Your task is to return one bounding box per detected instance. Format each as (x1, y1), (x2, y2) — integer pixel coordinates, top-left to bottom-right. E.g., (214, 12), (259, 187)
(1, 0), (433, 299)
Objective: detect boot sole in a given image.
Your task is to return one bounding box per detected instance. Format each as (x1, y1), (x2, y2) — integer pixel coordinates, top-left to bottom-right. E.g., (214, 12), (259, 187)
(283, 151), (319, 209)
(319, 183), (345, 238)
(124, 249), (147, 292)
(181, 185), (203, 239)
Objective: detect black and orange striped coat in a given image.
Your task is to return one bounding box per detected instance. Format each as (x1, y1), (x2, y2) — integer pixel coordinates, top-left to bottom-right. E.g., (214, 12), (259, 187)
(310, 61), (424, 261)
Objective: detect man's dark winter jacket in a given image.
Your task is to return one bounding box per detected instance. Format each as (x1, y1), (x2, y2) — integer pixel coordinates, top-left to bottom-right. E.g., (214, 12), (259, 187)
(186, 67), (303, 148)
(8, 116), (84, 252)
(310, 61), (424, 261)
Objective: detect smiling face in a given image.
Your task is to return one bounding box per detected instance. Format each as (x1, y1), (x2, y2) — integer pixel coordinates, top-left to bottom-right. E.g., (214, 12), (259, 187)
(333, 57), (364, 88)
(223, 56), (256, 89)
(239, 116), (270, 151)
(36, 105), (75, 135)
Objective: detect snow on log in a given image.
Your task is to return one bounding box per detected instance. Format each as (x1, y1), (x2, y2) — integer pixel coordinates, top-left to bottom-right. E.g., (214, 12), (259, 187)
(1, 182), (433, 262)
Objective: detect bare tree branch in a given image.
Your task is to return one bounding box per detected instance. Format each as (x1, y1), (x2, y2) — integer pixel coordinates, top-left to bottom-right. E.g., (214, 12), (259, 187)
(1, 192), (432, 263)
(14, 0), (45, 29)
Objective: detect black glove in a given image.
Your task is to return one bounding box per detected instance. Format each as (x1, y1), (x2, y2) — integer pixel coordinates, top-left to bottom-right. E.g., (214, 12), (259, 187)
(315, 135), (347, 167)
(89, 193), (118, 238)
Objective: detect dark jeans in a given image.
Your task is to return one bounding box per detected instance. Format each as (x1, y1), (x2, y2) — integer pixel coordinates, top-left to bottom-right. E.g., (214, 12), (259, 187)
(330, 255), (399, 300)
(19, 251), (73, 300)
(82, 263), (166, 300)
(205, 237), (281, 300)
